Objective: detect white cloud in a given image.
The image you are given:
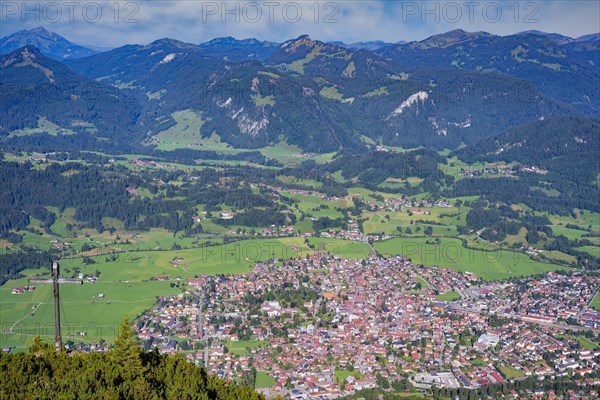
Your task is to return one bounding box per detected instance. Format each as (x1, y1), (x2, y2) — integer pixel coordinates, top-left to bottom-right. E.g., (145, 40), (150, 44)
(0, 0), (598, 47)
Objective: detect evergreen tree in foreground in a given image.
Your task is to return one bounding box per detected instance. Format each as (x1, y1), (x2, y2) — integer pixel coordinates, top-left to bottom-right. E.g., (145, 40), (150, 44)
(0, 317), (265, 400)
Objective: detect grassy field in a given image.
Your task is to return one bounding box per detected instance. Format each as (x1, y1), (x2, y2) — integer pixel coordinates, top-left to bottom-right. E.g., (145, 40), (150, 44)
(9, 116), (76, 137)
(470, 358), (487, 366)
(294, 219), (314, 234)
(320, 86), (344, 101)
(151, 110), (234, 152)
(306, 237), (373, 259)
(65, 237), (373, 282)
(1, 237), (372, 349)
(575, 246), (600, 257)
(591, 292), (600, 311)
(334, 369), (364, 384)
(255, 371), (276, 388)
(558, 334), (600, 351)
(548, 210), (600, 233)
(8, 225), (227, 255)
(541, 250), (578, 264)
(285, 191), (351, 219)
(226, 340), (266, 355)
(148, 111), (318, 160)
(442, 158), (517, 180)
(436, 291), (461, 301)
(577, 336), (599, 350)
(361, 205), (466, 236)
(498, 365), (524, 379)
(550, 225), (590, 240)
(258, 142), (336, 165)
(416, 277), (428, 288)
(374, 237), (569, 280)
(1, 273), (174, 350)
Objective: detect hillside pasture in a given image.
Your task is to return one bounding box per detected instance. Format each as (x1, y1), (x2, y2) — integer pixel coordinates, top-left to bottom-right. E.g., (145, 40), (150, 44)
(1, 238), (371, 349)
(374, 237), (569, 280)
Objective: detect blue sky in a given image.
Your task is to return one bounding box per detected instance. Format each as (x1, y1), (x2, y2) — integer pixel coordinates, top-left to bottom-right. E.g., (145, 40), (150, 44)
(1, 0), (598, 47)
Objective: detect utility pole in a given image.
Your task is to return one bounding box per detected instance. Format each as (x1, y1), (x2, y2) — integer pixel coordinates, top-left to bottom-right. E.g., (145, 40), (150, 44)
(28, 262), (82, 352)
(52, 262), (62, 352)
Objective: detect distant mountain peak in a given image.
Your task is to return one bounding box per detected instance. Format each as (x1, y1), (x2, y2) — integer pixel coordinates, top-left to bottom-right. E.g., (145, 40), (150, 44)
(13, 26), (55, 38)
(1, 45), (65, 83)
(279, 35), (339, 54)
(575, 33), (600, 43)
(514, 30), (599, 45)
(3, 26), (61, 42)
(329, 40), (399, 51)
(381, 29), (496, 50)
(197, 36), (280, 62)
(515, 30), (576, 45)
(445, 28), (467, 35)
(199, 36), (278, 48)
(146, 38), (198, 49)
(423, 29), (492, 43)
(282, 34), (312, 46)
(436, 28), (490, 37)
(0, 26), (97, 60)
(204, 36), (259, 45)
(215, 35), (237, 41)
(518, 29), (562, 36)
(1, 45), (42, 67)
(30, 26), (51, 34)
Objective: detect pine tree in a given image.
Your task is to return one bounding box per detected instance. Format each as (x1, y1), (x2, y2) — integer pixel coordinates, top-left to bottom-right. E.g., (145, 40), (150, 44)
(113, 315), (144, 378)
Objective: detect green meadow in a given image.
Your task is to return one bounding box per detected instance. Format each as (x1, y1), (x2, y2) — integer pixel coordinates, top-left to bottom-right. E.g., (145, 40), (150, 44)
(575, 246), (600, 258)
(374, 237), (569, 280)
(334, 369), (364, 384)
(360, 204), (466, 237)
(557, 334), (600, 351)
(8, 116), (76, 138)
(306, 237), (373, 259)
(498, 366), (524, 379)
(225, 340), (266, 356)
(1, 237), (372, 349)
(152, 110), (242, 153)
(1, 275), (174, 350)
(591, 292), (600, 311)
(35, 237), (372, 283)
(436, 291), (461, 301)
(550, 225), (590, 240)
(577, 336), (599, 350)
(255, 371), (276, 388)
(548, 210), (600, 232)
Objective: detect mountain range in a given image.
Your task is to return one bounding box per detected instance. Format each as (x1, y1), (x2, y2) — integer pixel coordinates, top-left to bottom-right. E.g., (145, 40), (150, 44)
(197, 36), (280, 62)
(0, 45), (140, 153)
(0, 27), (598, 155)
(329, 40), (406, 51)
(516, 30), (600, 45)
(376, 29), (600, 114)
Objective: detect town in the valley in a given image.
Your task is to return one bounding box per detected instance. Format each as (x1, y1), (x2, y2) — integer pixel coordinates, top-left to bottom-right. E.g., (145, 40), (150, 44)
(128, 252), (599, 399)
(6, 184), (600, 398)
